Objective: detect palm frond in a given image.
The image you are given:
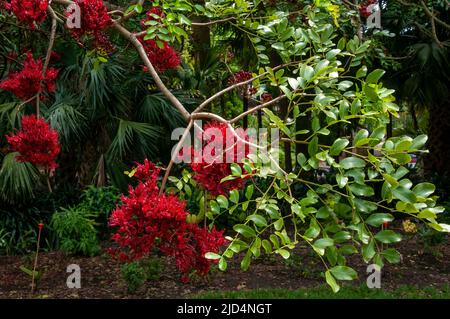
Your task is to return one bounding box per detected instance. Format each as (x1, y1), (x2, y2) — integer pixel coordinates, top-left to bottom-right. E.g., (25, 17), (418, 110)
(107, 119), (162, 159)
(46, 86), (87, 147)
(0, 102), (22, 137)
(138, 91), (197, 129)
(0, 152), (41, 204)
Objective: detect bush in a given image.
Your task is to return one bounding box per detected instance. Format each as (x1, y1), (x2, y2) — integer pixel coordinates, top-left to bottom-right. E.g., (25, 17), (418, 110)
(51, 207), (100, 256)
(77, 185), (120, 234)
(140, 256), (163, 281)
(120, 257), (163, 292)
(121, 262), (147, 293)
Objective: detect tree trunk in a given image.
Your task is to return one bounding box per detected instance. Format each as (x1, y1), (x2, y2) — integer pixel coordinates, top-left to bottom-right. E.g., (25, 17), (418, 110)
(424, 100), (450, 177)
(191, 0), (210, 68)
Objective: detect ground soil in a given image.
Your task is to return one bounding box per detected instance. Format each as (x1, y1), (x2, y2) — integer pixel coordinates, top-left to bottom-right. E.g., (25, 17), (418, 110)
(1, 235), (450, 299)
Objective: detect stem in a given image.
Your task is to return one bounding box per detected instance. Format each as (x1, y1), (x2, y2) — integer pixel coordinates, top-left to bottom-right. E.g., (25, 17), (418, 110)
(31, 227), (42, 293)
(36, 7), (58, 117)
(159, 120), (194, 195)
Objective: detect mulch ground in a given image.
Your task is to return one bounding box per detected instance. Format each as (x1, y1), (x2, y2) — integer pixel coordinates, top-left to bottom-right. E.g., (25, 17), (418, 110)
(1, 235), (450, 299)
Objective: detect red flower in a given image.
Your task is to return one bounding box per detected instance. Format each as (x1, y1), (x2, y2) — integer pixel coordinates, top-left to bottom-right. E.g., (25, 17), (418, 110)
(109, 160), (226, 281)
(228, 70), (256, 95)
(228, 70), (252, 85)
(140, 38), (181, 72)
(68, 0), (113, 51)
(4, 0), (48, 29)
(0, 52), (59, 102)
(38, 223), (44, 230)
(190, 122), (250, 196)
(6, 115), (61, 169)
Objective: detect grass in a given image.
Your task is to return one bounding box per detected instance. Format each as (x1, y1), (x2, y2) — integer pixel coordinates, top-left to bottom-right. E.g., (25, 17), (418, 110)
(194, 285), (450, 299)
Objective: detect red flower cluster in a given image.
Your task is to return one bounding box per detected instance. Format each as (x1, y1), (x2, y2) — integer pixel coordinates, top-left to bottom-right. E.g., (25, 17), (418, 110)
(68, 0), (113, 51)
(359, 0), (378, 18)
(190, 122), (250, 196)
(228, 70), (256, 95)
(0, 52), (59, 102)
(4, 0), (48, 29)
(141, 39), (181, 73)
(6, 115), (61, 169)
(109, 160), (226, 282)
(138, 6), (180, 72)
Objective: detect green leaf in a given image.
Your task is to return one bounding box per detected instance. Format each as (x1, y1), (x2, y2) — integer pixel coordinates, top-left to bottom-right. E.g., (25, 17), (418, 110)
(337, 81), (353, 91)
(356, 65), (368, 78)
(305, 224), (320, 239)
(340, 157), (366, 169)
(231, 163), (242, 176)
(216, 195), (229, 209)
(362, 240), (376, 262)
(392, 187), (417, 204)
(308, 136), (319, 157)
(262, 239), (272, 254)
(304, 65), (315, 81)
(247, 214), (268, 227)
(229, 189), (239, 203)
(349, 183), (374, 197)
(412, 183), (435, 198)
(381, 248), (401, 263)
(218, 258), (227, 271)
(365, 213), (394, 227)
(204, 252), (221, 260)
(336, 174), (348, 188)
(178, 14), (192, 25)
(374, 230), (402, 244)
(271, 42), (285, 50)
(325, 270), (340, 293)
(410, 134), (427, 150)
(241, 251), (251, 271)
(245, 184), (254, 200)
(329, 138), (349, 156)
(210, 200), (220, 214)
(277, 249), (290, 259)
(314, 238), (334, 249)
(233, 224), (256, 238)
(330, 266), (358, 280)
(366, 69), (385, 84)
(353, 129), (369, 146)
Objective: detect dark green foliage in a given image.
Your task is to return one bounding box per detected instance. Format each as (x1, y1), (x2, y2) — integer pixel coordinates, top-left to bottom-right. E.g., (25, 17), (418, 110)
(121, 262), (147, 293)
(77, 185), (120, 235)
(121, 256), (163, 293)
(0, 186), (81, 255)
(51, 207), (100, 256)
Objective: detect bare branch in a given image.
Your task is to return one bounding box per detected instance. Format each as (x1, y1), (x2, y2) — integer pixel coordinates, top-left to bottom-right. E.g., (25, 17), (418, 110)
(159, 120), (194, 194)
(193, 62), (297, 113)
(230, 95), (287, 124)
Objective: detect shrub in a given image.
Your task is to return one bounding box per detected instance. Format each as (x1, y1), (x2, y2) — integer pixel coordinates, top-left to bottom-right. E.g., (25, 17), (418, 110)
(121, 262), (147, 293)
(51, 207), (100, 256)
(140, 256), (163, 281)
(78, 185), (120, 234)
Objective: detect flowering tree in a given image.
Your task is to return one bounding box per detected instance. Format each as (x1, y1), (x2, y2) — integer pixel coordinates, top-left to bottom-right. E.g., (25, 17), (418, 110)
(0, 0), (449, 289)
